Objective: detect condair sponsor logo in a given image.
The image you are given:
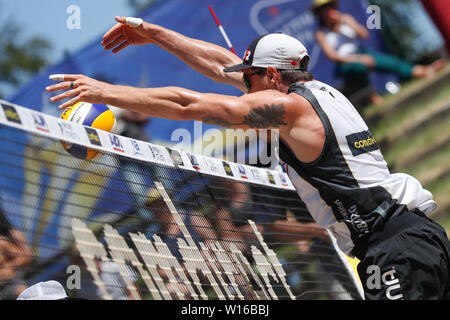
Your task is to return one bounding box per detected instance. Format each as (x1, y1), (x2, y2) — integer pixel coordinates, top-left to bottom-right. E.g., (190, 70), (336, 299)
(346, 130), (378, 156)
(354, 136), (376, 149)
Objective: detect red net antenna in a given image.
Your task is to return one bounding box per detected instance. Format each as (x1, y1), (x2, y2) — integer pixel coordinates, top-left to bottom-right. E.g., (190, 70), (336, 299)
(208, 5), (237, 55)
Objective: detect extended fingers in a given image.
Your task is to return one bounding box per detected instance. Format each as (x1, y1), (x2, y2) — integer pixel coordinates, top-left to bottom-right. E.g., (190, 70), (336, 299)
(102, 29), (123, 48)
(45, 81), (75, 92)
(102, 22), (123, 43)
(49, 88), (82, 103)
(49, 74), (83, 81)
(112, 41), (130, 53)
(57, 96), (82, 110)
(103, 35), (126, 50)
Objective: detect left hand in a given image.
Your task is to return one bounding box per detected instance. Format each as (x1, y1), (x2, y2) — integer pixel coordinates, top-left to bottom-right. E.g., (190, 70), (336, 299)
(102, 16), (152, 53)
(45, 74), (111, 109)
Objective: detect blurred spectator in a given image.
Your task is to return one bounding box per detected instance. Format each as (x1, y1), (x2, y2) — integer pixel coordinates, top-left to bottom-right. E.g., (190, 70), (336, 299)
(241, 187), (330, 244)
(312, 0), (446, 106)
(94, 259), (139, 300)
(421, 0), (450, 56)
(228, 132), (361, 299)
(0, 205), (32, 299)
(189, 177), (249, 253)
(111, 107), (165, 238)
(369, 0), (447, 64)
(238, 131), (329, 245)
(115, 109), (151, 143)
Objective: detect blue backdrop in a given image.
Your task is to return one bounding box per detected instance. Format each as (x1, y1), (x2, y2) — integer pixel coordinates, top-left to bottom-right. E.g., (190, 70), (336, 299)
(0, 0), (398, 286)
(7, 0), (394, 144)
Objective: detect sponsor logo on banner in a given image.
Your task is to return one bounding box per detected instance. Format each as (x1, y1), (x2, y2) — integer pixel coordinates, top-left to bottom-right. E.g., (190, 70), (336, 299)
(31, 112), (50, 133)
(346, 130), (379, 156)
(167, 148), (184, 166)
(57, 120), (79, 141)
(251, 168), (265, 184)
(148, 144), (167, 163)
(85, 127), (102, 146)
(222, 161), (234, 177)
(237, 164), (248, 179)
(188, 154), (201, 171)
(1, 103), (21, 124)
(205, 158), (221, 175)
(267, 171), (276, 185)
(279, 173), (289, 187)
(129, 139), (144, 157)
(109, 134), (125, 153)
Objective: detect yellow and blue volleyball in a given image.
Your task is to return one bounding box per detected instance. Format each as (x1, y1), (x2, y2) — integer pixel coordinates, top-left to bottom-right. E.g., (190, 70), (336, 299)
(60, 102), (117, 159)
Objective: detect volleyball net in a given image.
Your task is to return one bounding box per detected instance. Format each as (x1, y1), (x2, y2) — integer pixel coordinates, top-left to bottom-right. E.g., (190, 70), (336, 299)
(0, 99), (363, 300)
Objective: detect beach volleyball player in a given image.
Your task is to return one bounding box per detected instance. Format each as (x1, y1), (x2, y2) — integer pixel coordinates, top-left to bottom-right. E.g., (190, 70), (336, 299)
(46, 16), (450, 300)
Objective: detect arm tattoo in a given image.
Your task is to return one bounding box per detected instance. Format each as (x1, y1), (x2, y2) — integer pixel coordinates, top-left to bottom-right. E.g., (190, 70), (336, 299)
(202, 103), (287, 128)
(242, 103), (287, 128)
(202, 115), (233, 127)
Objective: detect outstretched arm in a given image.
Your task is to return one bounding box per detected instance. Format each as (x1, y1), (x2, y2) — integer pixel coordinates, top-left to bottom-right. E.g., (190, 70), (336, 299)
(46, 74), (297, 131)
(102, 17), (245, 91)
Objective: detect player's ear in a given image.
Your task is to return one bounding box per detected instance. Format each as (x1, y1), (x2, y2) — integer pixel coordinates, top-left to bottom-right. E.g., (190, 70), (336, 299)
(266, 66), (278, 87)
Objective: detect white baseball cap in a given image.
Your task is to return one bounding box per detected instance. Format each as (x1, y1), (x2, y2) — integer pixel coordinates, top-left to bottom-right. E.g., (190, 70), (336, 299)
(223, 33), (310, 72)
(17, 280), (68, 300)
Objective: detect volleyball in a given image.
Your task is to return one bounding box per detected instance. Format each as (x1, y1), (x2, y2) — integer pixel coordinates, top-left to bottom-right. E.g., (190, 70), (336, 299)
(59, 102), (117, 159)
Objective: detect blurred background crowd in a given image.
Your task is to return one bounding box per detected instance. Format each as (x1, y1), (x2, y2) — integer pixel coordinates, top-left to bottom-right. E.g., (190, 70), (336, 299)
(0, 0), (449, 300)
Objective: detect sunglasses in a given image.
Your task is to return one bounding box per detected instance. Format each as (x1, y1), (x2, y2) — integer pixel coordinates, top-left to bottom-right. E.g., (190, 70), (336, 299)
(242, 69), (266, 91)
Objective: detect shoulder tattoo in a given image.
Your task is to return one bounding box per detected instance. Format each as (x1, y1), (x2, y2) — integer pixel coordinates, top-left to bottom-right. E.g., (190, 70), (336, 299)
(202, 103), (287, 128)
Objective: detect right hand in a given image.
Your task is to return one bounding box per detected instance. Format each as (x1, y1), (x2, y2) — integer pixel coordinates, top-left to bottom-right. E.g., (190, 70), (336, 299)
(46, 74), (112, 109)
(101, 16), (153, 53)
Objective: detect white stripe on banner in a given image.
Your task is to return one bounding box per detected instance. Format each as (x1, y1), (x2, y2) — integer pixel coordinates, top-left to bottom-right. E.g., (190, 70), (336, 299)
(0, 99), (295, 190)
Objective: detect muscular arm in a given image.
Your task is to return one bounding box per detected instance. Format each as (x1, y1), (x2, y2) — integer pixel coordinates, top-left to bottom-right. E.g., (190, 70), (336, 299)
(116, 86), (294, 130)
(48, 76), (298, 131)
(147, 24), (245, 91)
(109, 86), (296, 130)
(102, 18), (245, 91)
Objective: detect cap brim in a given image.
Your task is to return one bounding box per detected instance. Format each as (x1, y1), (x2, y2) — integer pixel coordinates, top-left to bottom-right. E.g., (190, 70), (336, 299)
(223, 63), (254, 73)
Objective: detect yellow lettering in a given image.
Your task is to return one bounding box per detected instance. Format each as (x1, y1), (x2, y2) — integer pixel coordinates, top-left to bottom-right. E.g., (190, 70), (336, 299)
(88, 133), (99, 142)
(354, 136), (376, 149)
(5, 110), (19, 121)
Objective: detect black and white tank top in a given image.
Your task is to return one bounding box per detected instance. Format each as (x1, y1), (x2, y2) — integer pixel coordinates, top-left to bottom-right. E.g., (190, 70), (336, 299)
(279, 80), (437, 256)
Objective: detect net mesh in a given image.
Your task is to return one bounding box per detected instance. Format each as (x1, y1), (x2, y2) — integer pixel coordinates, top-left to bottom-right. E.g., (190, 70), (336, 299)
(0, 101), (362, 300)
